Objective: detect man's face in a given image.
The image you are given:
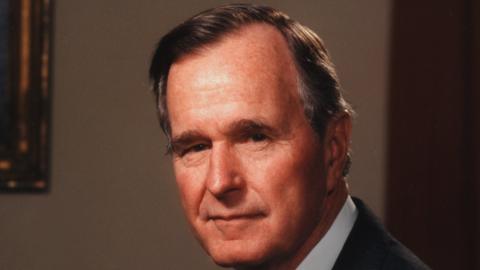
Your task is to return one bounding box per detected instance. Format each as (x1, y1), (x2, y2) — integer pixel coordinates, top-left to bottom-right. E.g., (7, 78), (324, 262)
(166, 24), (329, 267)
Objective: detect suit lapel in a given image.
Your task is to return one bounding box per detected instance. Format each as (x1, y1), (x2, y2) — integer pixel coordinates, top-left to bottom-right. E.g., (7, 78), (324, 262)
(332, 198), (390, 270)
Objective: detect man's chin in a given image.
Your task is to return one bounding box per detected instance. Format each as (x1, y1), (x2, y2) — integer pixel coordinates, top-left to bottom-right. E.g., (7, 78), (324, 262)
(206, 240), (272, 268)
(211, 254), (266, 269)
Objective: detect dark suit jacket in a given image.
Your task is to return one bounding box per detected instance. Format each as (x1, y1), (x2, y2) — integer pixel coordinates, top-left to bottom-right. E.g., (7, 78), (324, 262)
(332, 198), (430, 270)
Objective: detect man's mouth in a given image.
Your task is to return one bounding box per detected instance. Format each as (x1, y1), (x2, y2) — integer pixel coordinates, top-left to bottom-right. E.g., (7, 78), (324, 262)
(210, 213), (264, 221)
(208, 213), (265, 231)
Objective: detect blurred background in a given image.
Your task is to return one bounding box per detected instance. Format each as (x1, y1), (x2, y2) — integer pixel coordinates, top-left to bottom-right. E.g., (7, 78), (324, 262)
(0, 0), (478, 269)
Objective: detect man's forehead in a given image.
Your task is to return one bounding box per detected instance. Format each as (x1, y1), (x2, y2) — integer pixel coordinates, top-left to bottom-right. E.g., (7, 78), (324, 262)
(168, 23), (297, 84)
(166, 23), (300, 107)
(165, 23), (304, 137)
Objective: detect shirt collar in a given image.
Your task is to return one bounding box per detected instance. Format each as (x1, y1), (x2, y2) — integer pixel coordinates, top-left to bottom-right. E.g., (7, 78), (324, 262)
(297, 196), (358, 270)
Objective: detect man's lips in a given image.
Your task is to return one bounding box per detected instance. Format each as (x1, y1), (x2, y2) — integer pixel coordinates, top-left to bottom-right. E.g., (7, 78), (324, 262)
(209, 213), (265, 232)
(209, 213), (265, 221)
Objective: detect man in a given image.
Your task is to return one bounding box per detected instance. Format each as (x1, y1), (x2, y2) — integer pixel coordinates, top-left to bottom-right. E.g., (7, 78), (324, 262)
(149, 4), (429, 270)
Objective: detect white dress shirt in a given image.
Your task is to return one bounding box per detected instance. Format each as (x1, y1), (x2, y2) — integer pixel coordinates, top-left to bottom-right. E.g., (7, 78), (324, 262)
(297, 196), (358, 270)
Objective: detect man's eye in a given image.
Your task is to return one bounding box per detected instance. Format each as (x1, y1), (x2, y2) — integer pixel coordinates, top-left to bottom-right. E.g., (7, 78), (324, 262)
(176, 143), (210, 157)
(191, 144), (208, 152)
(250, 133), (267, 142)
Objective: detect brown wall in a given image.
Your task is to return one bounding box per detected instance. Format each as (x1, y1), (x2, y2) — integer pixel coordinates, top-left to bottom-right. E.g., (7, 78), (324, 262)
(0, 1), (391, 269)
(386, 0), (480, 268)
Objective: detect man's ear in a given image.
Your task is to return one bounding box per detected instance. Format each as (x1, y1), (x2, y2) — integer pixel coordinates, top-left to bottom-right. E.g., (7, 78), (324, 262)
(323, 112), (352, 193)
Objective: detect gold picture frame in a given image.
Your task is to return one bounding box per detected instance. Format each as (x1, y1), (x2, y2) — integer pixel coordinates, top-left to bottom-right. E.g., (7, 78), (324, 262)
(0, 0), (52, 192)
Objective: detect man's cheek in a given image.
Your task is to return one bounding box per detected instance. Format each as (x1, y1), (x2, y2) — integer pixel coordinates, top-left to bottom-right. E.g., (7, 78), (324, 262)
(175, 177), (201, 219)
(179, 185), (199, 214)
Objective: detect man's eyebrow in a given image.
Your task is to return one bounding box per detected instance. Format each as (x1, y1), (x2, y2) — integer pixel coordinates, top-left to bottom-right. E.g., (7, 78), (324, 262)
(224, 119), (278, 138)
(168, 119), (280, 153)
(171, 131), (208, 146)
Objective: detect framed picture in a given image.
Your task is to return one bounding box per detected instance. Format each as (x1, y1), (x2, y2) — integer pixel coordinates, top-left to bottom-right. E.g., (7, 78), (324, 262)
(0, 0), (53, 192)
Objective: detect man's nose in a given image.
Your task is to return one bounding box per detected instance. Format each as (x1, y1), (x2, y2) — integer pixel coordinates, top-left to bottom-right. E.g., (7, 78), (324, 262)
(205, 143), (244, 199)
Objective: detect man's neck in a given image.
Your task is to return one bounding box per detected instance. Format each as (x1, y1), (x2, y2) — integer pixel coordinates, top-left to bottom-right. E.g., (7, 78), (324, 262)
(285, 182), (348, 269)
